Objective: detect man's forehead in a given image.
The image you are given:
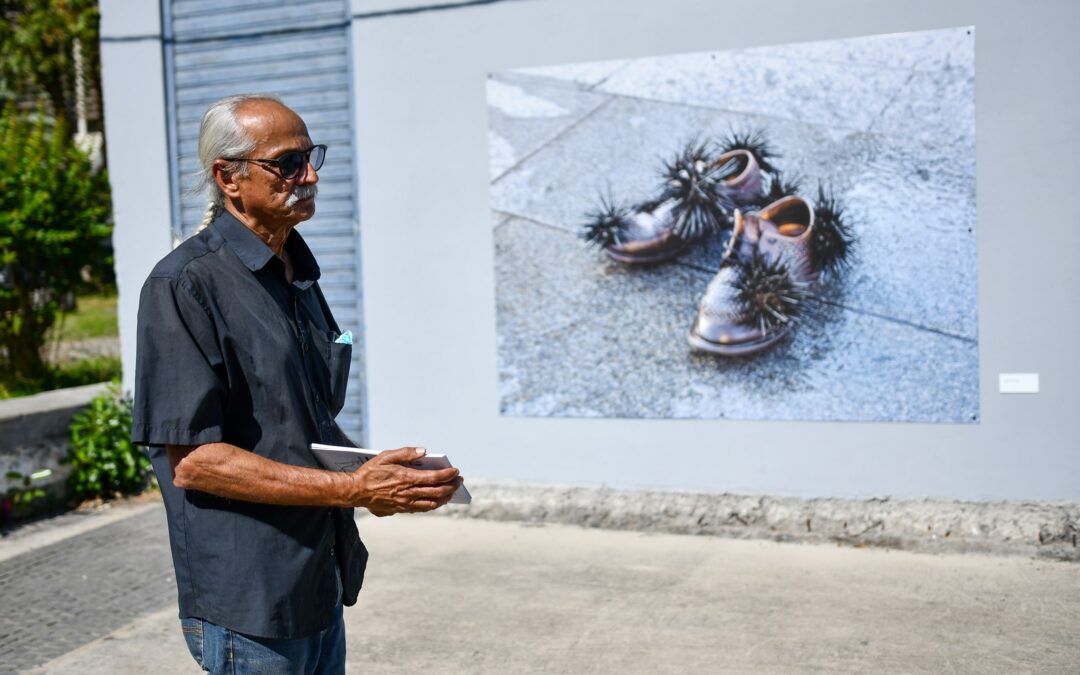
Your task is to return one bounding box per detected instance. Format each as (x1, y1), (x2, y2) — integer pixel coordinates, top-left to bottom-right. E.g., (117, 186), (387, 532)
(235, 100), (312, 153)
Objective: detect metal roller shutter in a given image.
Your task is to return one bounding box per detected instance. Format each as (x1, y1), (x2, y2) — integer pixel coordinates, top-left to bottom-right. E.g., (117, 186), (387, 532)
(161, 0), (366, 443)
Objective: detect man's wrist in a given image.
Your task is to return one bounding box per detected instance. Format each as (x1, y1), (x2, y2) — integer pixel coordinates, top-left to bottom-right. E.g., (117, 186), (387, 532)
(328, 469), (368, 509)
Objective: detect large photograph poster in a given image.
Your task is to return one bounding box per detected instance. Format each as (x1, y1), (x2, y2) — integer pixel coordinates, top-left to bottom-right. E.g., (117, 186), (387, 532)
(488, 27), (977, 423)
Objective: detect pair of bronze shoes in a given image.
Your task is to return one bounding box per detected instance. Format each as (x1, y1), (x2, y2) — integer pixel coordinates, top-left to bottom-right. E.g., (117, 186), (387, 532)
(582, 132), (776, 264)
(581, 132), (854, 356)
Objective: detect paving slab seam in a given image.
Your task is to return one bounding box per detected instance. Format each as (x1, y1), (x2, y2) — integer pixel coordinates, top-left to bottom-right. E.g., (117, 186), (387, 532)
(865, 69), (920, 136)
(497, 65), (633, 96)
(491, 95), (617, 184)
(588, 89), (870, 137)
(499, 208), (978, 345)
(570, 85), (971, 149)
(492, 210), (515, 230)
(493, 211), (568, 233)
(585, 61), (632, 92)
(810, 295), (977, 344)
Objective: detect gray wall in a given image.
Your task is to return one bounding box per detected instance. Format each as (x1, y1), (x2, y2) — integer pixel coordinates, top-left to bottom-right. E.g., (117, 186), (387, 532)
(351, 0), (1079, 501)
(102, 0), (1079, 502)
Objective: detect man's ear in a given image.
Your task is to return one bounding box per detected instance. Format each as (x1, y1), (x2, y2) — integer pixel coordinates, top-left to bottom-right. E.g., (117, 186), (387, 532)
(212, 159), (243, 199)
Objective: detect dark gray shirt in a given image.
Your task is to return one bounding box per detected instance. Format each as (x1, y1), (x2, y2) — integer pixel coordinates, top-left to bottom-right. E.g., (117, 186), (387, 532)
(132, 211), (365, 639)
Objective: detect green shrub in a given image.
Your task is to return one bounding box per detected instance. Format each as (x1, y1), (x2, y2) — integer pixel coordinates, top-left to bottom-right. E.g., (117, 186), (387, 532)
(65, 382), (154, 501)
(2, 468), (52, 525)
(52, 355), (121, 389)
(0, 103), (112, 385)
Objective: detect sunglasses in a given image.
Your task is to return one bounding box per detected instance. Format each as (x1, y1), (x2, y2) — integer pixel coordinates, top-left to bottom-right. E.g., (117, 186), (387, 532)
(225, 144), (327, 181)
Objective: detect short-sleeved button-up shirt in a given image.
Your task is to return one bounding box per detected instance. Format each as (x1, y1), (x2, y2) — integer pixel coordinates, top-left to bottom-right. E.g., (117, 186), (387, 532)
(132, 211), (365, 639)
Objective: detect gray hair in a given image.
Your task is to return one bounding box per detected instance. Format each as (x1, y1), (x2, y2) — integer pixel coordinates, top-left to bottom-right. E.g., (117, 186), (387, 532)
(191, 93), (283, 232)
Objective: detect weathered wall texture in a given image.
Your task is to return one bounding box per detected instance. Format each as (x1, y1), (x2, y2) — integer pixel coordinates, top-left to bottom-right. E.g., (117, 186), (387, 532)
(439, 482), (1080, 560)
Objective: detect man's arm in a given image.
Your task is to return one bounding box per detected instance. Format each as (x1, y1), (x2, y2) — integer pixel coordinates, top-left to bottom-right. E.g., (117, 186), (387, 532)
(166, 443), (460, 515)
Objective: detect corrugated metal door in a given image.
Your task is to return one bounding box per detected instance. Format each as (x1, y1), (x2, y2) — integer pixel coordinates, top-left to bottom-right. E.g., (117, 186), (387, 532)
(161, 0), (366, 442)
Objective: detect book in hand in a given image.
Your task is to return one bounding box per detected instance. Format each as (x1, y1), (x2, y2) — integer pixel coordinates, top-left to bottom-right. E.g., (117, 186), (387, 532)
(310, 443), (471, 505)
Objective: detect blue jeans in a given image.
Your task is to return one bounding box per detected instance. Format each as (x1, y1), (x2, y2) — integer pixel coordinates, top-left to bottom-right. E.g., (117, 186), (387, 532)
(180, 603), (345, 675)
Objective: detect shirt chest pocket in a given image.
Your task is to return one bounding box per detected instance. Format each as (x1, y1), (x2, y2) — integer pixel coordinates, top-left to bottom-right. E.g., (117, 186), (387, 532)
(308, 326), (352, 417)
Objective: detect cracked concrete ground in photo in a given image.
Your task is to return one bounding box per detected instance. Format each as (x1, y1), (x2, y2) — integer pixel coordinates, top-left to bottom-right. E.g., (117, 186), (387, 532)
(488, 27), (978, 422)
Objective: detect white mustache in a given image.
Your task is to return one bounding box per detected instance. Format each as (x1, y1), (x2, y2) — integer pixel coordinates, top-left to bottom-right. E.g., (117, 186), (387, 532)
(286, 185), (318, 207)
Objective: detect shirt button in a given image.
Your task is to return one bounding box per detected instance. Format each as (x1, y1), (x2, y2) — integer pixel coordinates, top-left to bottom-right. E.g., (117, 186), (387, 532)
(329, 546), (336, 557)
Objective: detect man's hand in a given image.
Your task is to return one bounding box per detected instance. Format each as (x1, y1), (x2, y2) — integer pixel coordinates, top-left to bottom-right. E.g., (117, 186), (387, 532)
(349, 447), (462, 517)
(165, 442), (462, 512)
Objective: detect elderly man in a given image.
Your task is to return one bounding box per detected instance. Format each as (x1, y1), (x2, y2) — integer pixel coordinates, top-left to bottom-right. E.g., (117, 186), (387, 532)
(132, 94), (461, 674)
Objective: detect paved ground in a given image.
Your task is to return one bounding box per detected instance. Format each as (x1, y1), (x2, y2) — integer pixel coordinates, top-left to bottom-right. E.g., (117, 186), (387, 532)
(488, 27), (978, 423)
(3, 495), (1078, 674)
(0, 501), (173, 673)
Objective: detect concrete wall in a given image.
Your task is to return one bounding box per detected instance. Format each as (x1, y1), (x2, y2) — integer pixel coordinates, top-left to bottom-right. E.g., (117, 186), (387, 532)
(99, 0), (174, 397)
(0, 384), (111, 510)
(350, 0), (1079, 501)
(102, 0), (1079, 502)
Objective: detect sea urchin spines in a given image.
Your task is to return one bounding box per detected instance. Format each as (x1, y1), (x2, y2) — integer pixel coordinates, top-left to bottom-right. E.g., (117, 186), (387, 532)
(811, 183), (856, 277)
(581, 195), (633, 249)
(754, 171), (803, 209)
(718, 128), (778, 174)
(732, 252), (809, 335)
(660, 141), (736, 241)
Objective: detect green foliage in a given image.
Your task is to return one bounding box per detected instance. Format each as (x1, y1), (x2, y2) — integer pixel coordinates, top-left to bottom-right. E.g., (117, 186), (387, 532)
(52, 355), (121, 386)
(0, 355), (121, 399)
(2, 468), (52, 524)
(0, 103), (112, 383)
(0, 0), (101, 127)
(65, 382), (153, 501)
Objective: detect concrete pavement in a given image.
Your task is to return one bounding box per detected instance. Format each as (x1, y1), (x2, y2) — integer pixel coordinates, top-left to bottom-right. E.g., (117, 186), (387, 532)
(5, 496), (1077, 674)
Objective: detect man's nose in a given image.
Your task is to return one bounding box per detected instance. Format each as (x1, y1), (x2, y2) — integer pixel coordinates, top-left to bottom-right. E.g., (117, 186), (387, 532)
(299, 160), (319, 184)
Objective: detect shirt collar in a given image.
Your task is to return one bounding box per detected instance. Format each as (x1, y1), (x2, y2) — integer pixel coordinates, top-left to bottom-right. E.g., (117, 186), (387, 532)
(211, 209), (321, 287)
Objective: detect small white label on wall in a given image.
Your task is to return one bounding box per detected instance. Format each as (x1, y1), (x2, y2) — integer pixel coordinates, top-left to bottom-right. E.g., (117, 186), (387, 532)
(999, 373), (1039, 394)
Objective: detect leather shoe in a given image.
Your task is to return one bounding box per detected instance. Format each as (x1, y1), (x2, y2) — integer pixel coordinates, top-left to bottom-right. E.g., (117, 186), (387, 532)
(581, 132), (775, 265)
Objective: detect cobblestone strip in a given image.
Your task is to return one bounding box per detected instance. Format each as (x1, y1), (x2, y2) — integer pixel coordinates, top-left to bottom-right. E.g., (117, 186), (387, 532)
(0, 500), (162, 565)
(0, 505), (174, 674)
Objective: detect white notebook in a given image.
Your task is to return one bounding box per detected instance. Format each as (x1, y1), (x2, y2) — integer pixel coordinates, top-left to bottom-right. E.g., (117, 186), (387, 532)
(310, 443), (471, 505)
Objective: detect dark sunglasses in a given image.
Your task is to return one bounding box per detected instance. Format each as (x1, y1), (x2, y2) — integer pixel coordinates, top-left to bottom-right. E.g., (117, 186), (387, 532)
(224, 144), (327, 181)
